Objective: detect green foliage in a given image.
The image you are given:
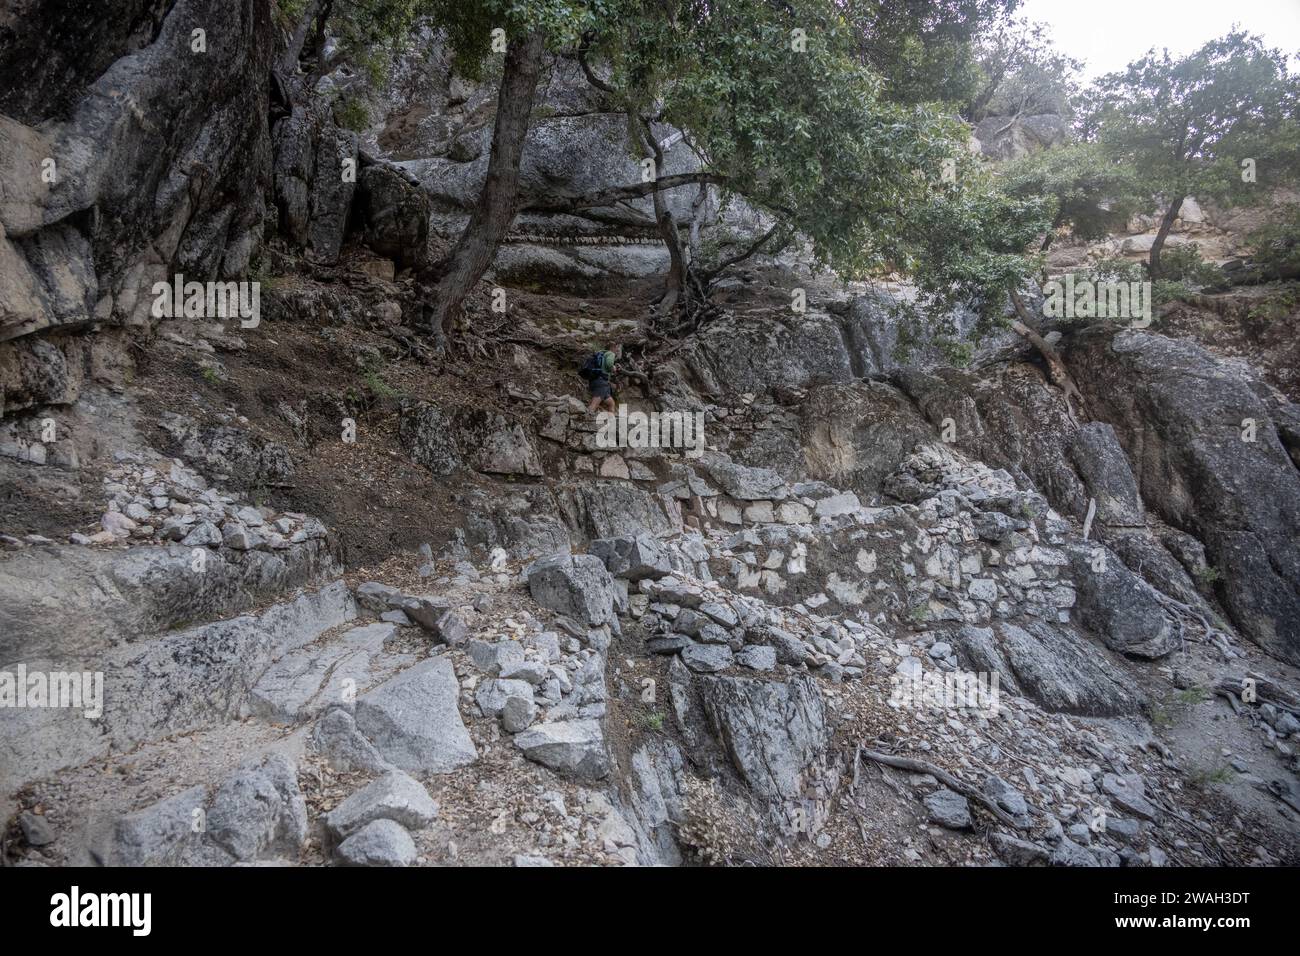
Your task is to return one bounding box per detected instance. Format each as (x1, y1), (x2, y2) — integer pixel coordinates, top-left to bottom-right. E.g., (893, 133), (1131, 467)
(1246, 287), (1299, 325)
(1068, 254), (1142, 285)
(844, 0), (1017, 110)
(1000, 142), (1142, 242)
(967, 17), (1082, 121)
(277, 0), (312, 25)
(1188, 764), (1234, 789)
(251, 480), (271, 509)
(938, 338), (975, 367)
(1155, 243), (1223, 287)
(1056, 251), (1208, 313)
(1081, 30), (1300, 212)
(426, 0), (607, 78)
(311, 0), (603, 84)
(363, 367), (399, 400)
(586, 0), (980, 282)
(320, 0), (429, 72)
(893, 29), (1299, 329)
(883, 159), (1052, 323)
(1149, 699), (1174, 730)
(1246, 203), (1300, 277)
(1151, 687), (1212, 730)
(333, 94), (370, 131)
(1194, 564), (1223, 588)
(1175, 686), (1210, 705)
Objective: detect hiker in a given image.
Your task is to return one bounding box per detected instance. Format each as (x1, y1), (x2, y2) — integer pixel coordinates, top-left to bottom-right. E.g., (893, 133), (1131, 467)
(579, 348), (619, 413)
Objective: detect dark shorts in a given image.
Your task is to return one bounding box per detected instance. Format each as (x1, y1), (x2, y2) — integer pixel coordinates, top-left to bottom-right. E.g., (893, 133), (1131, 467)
(588, 378), (613, 400)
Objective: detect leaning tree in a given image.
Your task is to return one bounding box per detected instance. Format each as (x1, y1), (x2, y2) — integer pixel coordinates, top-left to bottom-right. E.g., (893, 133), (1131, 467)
(534, 0), (978, 333)
(278, 0), (608, 345)
(1080, 30), (1300, 279)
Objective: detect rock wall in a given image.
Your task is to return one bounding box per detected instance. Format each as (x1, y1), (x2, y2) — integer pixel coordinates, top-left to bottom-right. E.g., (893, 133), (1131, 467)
(0, 0), (274, 413)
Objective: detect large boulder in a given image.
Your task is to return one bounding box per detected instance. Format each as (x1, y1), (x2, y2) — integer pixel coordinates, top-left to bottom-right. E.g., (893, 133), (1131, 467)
(353, 162), (430, 268)
(894, 363), (1091, 521)
(1, 578), (356, 795)
(205, 754), (308, 862)
(158, 414), (295, 490)
(526, 552), (617, 626)
(1067, 423), (1146, 529)
(397, 400), (542, 477)
(462, 486), (573, 559)
(453, 407), (543, 477)
(249, 622), (393, 724)
(0, 540), (342, 666)
(565, 482), (680, 539)
(324, 770), (439, 839)
(93, 786), (210, 867)
(843, 288), (1020, 376)
(91, 753), (307, 866)
(271, 103), (357, 264)
(334, 818), (417, 867)
(514, 719), (609, 780)
(0, 0), (273, 345)
(1069, 329), (1300, 663)
(625, 738), (687, 865)
(697, 674), (831, 808)
(589, 534), (672, 580)
(698, 452), (788, 501)
(799, 382), (935, 499)
(1064, 543), (1178, 659)
(951, 621), (1139, 717)
(397, 399), (461, 476)
(352, 657), (478, 773)
(682, 311), (856, 396)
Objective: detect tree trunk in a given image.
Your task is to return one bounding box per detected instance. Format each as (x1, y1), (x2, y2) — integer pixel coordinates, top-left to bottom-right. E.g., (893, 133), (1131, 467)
(423, 31), (545, 342)
(279, 0), (323, 73)
(688, 181), (709, 266)
(1148, 195), (1184, 280)
(1009, 287), (1087, 423)
(637, 116), (687, 316)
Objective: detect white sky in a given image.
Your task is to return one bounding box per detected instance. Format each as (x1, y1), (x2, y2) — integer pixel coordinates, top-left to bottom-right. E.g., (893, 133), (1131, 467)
(1018, 0), (1300, 79)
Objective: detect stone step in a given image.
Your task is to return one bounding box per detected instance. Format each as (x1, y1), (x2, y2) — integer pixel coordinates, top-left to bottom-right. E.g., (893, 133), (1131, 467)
(0, 580), (357, 796)
(248, 622), (397, 725)
(0, 537), (339, 667)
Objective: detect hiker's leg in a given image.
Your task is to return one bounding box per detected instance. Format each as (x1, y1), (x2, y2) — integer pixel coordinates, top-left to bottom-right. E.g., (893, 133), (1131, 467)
(602, 397), (617, 413)
(588, 395), (602, 413)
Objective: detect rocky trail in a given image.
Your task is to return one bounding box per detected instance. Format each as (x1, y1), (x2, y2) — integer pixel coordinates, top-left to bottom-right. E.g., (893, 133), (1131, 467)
(4, 259), (1300, 868)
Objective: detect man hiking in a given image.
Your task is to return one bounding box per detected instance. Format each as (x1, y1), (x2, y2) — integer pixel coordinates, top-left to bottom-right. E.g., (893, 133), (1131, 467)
(579, 348), (619, 413)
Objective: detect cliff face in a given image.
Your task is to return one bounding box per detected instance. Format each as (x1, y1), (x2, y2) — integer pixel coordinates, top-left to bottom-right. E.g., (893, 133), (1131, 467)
(1, 0), (273, 421)
(1, 5), (1299, 868)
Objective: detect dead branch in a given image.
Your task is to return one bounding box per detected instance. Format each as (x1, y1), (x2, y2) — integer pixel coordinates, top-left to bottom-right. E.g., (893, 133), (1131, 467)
(1008, 287), (1087, 423)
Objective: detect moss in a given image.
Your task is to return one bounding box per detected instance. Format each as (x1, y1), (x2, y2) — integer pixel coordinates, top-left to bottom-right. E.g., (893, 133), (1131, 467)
(334, 95), (370, 133)
(1194, 565), (1222, 588)
(1187, 764), (1234, 789)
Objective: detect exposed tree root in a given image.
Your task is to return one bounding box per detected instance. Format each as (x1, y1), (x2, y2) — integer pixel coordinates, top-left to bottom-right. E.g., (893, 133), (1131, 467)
(859, 746), (1030, 831)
